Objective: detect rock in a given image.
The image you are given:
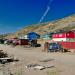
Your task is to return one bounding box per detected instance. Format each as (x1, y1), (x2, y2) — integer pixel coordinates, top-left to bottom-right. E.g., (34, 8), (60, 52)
(34, 66), (45, 70)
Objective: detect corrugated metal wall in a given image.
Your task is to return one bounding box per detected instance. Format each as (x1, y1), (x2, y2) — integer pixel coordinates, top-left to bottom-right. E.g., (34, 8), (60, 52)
(60, 42), (75, 49)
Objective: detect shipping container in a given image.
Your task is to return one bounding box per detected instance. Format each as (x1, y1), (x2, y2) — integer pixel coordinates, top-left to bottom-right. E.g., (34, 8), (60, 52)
(19, 39), (29, 45)
(60, 42), (75, 49)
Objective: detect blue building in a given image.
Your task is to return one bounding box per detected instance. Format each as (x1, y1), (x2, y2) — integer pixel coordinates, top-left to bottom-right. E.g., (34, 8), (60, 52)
(27, 32), (40, 41)
(41, 32), (54, 40)
(41, 34), (50, 39)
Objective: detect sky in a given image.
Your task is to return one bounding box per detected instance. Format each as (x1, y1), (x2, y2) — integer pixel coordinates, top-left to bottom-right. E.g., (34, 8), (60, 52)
(0, 0), (75, 34)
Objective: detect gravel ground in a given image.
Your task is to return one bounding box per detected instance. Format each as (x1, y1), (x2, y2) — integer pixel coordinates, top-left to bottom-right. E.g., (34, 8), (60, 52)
(0, 44), (75, 75)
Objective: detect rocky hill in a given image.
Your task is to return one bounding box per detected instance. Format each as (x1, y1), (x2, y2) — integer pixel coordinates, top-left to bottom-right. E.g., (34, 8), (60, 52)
(5, 14), (75, 38)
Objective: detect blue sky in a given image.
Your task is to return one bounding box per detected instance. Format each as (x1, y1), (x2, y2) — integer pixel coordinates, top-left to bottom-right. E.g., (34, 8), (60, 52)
(0, 0), (75, 34)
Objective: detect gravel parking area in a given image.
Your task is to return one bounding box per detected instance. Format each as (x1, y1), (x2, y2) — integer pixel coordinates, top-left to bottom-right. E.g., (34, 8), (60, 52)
(0, 44), (75, 75)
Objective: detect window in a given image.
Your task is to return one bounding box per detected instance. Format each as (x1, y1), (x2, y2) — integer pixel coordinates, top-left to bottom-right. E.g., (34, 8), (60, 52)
(59, 34), (62, 37)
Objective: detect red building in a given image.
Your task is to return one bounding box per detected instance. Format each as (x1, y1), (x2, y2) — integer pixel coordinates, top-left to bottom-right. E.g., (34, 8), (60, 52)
(52, 31), (75, 49)
(9, 38), (29, 45)
(53, 31), (75, 42)
(19, 39), (29, 45)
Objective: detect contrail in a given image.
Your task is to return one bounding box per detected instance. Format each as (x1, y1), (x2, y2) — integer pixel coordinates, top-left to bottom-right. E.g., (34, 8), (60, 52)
(39, 0), (53, 23)
(39, 6), (50, 23)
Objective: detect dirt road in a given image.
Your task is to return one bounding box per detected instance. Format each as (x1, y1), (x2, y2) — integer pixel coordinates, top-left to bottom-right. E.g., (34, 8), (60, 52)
(0, 44), (75, 75)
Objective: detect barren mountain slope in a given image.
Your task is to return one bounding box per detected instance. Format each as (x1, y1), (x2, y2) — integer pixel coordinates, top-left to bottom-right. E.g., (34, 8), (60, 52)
(5, 14), (75, 38)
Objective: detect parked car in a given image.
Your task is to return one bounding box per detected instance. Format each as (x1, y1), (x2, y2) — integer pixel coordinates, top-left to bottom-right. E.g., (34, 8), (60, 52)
(48, 42), (63, 52)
